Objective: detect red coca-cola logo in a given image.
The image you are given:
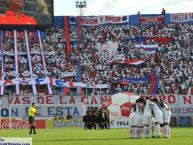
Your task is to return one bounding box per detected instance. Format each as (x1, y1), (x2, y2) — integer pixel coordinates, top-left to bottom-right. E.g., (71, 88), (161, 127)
(1, 120), (29, 129)
(1, 119), (46, 129)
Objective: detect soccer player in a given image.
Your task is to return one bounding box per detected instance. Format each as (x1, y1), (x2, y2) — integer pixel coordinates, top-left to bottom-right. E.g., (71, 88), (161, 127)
(151, 115), (156, 138)
(151, 98), (163, 138)
(143, 97), (153, 138)
(129, 103), (136, 138)
(159, 101), (171, 138)
(134, 99), (144, 138)
(28, 103), (39, 134)
(0, 0), (37, 24)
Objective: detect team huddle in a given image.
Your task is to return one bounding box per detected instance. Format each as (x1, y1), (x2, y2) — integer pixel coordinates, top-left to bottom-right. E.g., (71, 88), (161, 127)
(129, 97), (171, 139)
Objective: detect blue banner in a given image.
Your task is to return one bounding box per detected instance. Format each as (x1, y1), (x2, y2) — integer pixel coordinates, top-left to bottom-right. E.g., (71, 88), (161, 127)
(114, 76), (149, 84)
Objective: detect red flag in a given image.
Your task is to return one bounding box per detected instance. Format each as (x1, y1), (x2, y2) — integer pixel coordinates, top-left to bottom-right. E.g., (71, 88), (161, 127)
(64, 16), (71, 57)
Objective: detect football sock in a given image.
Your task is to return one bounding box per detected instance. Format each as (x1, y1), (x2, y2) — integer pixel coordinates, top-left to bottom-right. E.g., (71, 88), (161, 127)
(155, 124), (161, 136)
(166, 125), (170, 138)
(134, 127), (139, 138)
(33, 126), (36, 133)
(132, 127), (135, 138)
(152, 125), (155, 137)
(140, 127), (143, 137)
(163, 125), (167, 137)
(29, 126), (33, 133)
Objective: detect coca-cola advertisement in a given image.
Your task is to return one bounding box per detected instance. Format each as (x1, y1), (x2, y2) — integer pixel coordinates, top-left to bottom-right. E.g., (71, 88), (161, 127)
(0, 119), (46, 129)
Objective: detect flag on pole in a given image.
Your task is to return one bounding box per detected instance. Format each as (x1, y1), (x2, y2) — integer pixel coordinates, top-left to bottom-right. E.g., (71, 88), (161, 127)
(77, 16), (81, 43)
(76, 58), (82, 95)
(38, 30), (53, 95)
(150, 69), (158, 95)
(24, 30), (37, 95)
(0, 30), (4, 95)
(64, 16), (71, 57)
(13, 30), (20, 95)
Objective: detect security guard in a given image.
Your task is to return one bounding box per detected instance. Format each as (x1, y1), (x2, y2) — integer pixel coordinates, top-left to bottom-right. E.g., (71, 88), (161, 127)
(28, 103), (38, 134)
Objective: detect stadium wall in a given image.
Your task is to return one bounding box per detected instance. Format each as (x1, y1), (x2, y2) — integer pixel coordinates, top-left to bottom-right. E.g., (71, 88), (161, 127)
(0, 94), (193, 127)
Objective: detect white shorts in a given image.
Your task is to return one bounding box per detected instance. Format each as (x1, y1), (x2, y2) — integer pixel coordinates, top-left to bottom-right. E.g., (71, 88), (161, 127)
(134, 113), (143, 126)
(143, 113), (152, 125)
(154, 110), (163, 124)
(163, 111), (171, 123)
(129, 112), (135, 127)
(149, 117), (155, 128)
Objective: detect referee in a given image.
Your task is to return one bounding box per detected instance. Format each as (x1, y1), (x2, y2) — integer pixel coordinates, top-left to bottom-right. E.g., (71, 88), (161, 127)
(28, 103), (38, 134)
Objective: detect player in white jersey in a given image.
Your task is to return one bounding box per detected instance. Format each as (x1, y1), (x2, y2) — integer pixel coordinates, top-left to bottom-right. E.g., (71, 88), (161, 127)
(159, 100), (171, 138)
(151, 98), (163, 138)
(143, 97), (153, 138)
(134, 98), (144, 138)
(129, 103), (136, 138)
(151, 116), (155, 138)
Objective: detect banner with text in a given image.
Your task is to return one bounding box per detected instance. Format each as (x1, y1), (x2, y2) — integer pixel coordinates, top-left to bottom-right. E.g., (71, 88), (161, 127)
(0, 94), (192, 118)
(140, 15), (164, 24)
(77, 16), (129, 26)
(171, 13), (193, 23)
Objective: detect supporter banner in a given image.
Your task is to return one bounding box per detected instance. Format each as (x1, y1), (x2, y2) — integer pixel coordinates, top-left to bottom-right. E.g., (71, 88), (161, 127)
(5, 31), (34, 39)
(0, 77), (108, 88)
(171, 13), (193, 22)
(80, 17), (100, 26)
(114, 76), (149, 84)
(140, 15), (164, 24)
(135, 44), (158, 51)
(101, 16), (129, 24)
(78, 16), (129, 26)
(0, 95), (110, 118)
(140, 94), (193, 115)
(0, 94), (192, 118)
(1, 119), (46, 129)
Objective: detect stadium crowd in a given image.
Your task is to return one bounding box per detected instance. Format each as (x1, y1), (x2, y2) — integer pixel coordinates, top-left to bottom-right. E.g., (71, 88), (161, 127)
(1, 22), (193, 95)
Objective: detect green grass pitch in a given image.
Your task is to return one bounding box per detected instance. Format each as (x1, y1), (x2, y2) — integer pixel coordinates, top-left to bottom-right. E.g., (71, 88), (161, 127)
(0, 128), (193, 145)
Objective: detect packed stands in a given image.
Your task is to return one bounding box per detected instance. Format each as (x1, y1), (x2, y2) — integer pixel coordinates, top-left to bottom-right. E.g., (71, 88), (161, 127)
(1, 15), (193, 96)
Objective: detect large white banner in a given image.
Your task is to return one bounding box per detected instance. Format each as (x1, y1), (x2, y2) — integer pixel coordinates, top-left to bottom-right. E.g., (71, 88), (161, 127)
(0, 95), (109, 118)
(0, 94), (192, 119)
